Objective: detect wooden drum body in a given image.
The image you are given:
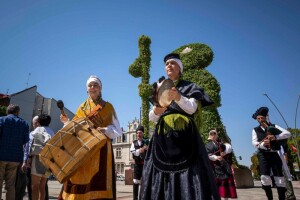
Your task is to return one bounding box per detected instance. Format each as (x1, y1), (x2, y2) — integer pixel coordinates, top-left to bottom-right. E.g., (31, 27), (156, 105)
(39, 117), (107, 183)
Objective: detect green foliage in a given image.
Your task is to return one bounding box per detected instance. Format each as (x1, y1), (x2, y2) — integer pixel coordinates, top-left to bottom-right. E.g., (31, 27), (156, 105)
(138, 83), (153, 99)
(172, 43), (237, 164)
(128, 35), (152, 136)
(129, 58), (143, 77)
(0, 106), (6, 116)
(287, 128), (300, 178)
(174, 43), (213, 69)
(250, 153), (260, 180)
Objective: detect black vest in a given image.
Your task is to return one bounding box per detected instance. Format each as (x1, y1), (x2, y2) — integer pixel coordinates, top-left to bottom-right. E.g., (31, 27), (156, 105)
(254, 123), (281, 151)
(132, 140), (145, 164)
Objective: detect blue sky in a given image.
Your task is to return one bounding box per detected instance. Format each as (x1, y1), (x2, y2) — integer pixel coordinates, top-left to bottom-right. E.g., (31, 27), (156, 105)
(0, 0), (299, 167)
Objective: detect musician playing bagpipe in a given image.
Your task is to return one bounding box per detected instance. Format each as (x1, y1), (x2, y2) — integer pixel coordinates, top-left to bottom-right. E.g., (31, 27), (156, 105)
(206, 129), (237, 199)
(251, 106), (291, 200)
(130, 125), (148, 200)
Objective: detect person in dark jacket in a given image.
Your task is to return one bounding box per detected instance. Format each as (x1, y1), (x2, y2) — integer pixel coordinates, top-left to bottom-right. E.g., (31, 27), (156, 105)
(130, 125), (148, 200)
(0, 104), (29, 200)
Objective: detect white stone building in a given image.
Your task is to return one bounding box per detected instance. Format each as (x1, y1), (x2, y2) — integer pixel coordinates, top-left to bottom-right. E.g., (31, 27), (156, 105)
(113, 118), (141, 176)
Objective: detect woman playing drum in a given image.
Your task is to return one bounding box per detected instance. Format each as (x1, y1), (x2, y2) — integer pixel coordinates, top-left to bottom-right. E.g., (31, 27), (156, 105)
(140, 53), (220, 200)
(59, 75), (122, 200)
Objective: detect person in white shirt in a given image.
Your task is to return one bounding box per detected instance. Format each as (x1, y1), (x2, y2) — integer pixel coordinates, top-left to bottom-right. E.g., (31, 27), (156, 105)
(130, 125), (148, 200)
(252, 106), (291, 200)
(140, 53), (219, 200)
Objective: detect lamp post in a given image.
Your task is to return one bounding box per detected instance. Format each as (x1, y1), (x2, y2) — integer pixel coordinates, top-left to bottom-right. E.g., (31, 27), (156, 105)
(263, 93), (289, 128)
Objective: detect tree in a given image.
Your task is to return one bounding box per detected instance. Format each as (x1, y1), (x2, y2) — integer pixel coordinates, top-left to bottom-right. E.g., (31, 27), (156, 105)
(250, 153), (260, 179)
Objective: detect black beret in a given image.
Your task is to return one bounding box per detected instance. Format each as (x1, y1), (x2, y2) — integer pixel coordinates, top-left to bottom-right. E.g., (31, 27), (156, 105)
(136, 125), (144, 133)
(164, 53), (180, 62)
(252, 107), (269, 119)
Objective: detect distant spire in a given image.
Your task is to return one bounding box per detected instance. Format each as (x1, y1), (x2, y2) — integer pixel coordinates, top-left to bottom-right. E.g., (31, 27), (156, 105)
(26, 73), (31, 88)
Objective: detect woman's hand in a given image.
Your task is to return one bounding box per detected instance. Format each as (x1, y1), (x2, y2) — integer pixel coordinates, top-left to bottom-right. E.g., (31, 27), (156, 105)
(97, 127), (106, 134)
(60, 114), (69, 123)
(169, 87), (181, 101)
(216, 156), (223, 161)
(153, 105), (167, 115)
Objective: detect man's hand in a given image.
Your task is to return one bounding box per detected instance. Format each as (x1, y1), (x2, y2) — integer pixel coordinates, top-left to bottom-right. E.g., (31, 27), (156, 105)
(140, 146), (148, 154)
(21, 162), (27, 173)
(263, 139), (271, 148)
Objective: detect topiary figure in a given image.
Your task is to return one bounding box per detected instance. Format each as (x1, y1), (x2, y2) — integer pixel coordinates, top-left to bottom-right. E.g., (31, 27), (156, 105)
(171, 43), (237, 163)
(128, 35), (152, 136)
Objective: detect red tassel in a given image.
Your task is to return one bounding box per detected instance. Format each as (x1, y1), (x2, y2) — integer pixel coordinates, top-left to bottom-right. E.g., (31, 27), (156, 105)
(290, 144), (297, 153)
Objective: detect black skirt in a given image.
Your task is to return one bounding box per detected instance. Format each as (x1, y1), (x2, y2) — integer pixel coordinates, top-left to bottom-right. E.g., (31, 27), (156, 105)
(139, 113), (220, 200)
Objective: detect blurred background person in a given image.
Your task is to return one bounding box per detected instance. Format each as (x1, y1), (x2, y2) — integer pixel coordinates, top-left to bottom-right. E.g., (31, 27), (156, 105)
(0, 104), (29, 200)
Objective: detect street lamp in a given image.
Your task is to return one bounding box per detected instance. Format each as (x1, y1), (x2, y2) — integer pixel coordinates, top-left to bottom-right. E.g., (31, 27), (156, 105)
(263, 93), (289, 128)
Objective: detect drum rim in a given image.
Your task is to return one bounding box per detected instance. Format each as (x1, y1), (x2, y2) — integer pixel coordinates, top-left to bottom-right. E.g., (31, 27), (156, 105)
(157, 79), (174, 107)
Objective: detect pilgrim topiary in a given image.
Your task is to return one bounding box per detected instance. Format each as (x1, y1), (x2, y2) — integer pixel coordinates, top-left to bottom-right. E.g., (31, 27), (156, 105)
(171, 43), (232, 145)
(128, 35), (152, 136)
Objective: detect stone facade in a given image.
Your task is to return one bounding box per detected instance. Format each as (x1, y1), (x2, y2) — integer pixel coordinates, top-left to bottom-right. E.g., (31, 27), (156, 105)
(113, 119), (140, 176)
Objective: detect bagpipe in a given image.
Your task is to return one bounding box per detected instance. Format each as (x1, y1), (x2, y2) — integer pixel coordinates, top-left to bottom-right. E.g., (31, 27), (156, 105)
(257, 122), (282, 151)
(209, 139), (233, 180)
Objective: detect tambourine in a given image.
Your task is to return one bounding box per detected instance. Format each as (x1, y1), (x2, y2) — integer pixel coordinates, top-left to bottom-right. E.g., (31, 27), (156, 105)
(155, 79), (175, 108)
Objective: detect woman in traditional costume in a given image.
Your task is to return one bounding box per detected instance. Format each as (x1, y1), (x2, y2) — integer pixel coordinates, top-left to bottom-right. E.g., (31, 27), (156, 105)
(206, 130), (237, 199)
(139, 53), (220, 200)
(59, 75), (122, 200)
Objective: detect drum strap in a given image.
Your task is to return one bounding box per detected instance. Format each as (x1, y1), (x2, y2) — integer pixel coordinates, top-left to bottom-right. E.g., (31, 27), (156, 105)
(87, 100), (106, 118)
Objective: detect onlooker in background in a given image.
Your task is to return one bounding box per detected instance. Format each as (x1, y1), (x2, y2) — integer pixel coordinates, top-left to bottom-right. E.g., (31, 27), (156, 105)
(206, 129), (237, 199)
(23, 115), (39, 200)
(252, 106), (291, 200)
(130, 125), (148, 200)
(15, 162), (27, 200)
(0, 104), (29, 200)
(30, 114), (54, 200)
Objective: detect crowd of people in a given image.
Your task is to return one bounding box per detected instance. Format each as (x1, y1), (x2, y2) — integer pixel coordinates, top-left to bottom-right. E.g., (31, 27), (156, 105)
(0, 53), (295, 200)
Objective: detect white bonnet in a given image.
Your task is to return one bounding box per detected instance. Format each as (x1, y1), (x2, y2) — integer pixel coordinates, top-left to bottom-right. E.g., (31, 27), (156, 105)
(86, 75), (102, 90)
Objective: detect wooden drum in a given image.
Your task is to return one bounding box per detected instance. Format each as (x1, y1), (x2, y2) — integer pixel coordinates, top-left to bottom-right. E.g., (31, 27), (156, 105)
(39, 117), (107, 183)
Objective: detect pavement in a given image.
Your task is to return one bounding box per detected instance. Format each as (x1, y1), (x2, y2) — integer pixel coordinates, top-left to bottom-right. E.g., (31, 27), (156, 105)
(1, 180), (300, 199)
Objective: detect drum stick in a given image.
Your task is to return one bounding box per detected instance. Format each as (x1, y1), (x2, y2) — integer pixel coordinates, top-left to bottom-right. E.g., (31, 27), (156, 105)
(57, 100), (66, 116)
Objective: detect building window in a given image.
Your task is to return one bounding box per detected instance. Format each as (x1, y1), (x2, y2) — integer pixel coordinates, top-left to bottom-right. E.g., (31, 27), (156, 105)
(121, 163), (124, 173)
(116, 148), (122, 158)
(115, 163), (125, 174)
(117, 136), (121, 143)
(132, 134), (136, 141)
